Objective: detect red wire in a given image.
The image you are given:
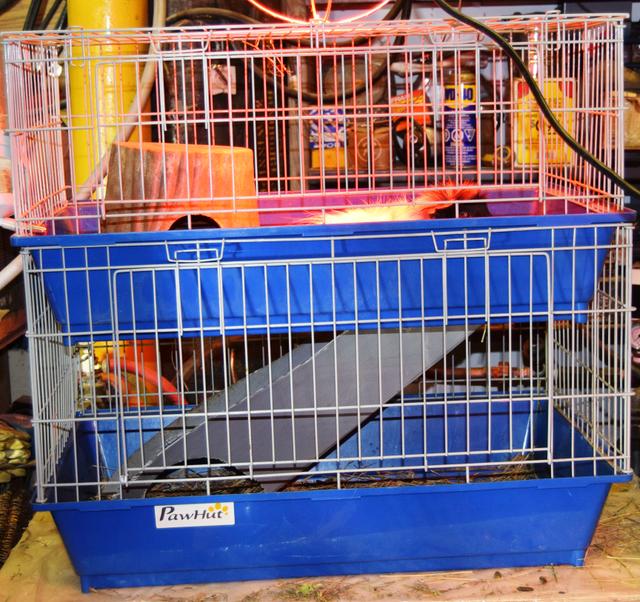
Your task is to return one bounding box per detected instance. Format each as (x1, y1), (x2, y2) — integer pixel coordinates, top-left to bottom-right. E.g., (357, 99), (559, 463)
(244, 0), (395, 24)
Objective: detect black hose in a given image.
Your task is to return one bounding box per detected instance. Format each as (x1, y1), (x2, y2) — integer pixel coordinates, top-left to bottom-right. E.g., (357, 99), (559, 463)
(22, 0), (44, 30)
(55, 6), (66, 30)
(165, 7), (261, 27)
(40, 0), (64, 29)
(432, 0), (639, 200)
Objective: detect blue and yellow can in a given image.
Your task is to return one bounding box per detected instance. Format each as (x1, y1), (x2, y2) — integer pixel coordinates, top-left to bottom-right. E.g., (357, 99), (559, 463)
(443, 70), (477, 169)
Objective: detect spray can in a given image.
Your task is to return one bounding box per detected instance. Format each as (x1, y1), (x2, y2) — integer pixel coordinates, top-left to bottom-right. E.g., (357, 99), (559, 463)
(443, 69), (477, 169)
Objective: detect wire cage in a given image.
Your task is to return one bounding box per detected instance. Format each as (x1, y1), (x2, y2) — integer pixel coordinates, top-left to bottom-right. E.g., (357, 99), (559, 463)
(22, 216), (633, 589)
(3, 11), (636, 591)
(2, 12), (630, 235)
(25, 225), (632, 500)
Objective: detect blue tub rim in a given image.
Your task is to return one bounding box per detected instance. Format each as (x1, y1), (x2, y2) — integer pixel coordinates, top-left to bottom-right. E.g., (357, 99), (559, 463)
(12, 207), (636, 250)
(35, 472), (632, 512)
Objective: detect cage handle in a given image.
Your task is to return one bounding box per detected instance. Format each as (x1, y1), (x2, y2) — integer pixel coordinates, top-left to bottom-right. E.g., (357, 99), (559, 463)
(431, 233), (491, 253)
(165, 241), (225, 264)
(148, 36), (210, 56)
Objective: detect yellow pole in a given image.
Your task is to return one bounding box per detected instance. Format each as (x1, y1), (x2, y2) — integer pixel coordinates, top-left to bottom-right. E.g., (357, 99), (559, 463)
(67, 0), (148, 189)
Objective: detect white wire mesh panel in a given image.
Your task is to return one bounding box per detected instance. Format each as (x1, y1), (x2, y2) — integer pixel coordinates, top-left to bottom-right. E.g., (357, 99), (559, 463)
(23, 220), (632, 503)
(2, 13), (626, 236)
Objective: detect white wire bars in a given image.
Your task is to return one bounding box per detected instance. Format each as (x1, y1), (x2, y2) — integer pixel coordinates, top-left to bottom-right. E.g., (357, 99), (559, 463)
(23, 219), (632, 503)
(2, 12), (627, 236)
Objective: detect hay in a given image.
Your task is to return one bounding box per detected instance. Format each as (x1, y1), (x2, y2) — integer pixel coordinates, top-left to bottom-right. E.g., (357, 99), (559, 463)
(285, 455), (538, 492)
(144, 466), (263, 498)
(120, 455), (540, 498)
(590, 479), (640, 569)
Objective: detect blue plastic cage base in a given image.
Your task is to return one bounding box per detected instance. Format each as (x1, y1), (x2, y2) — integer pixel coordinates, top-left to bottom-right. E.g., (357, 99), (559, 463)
(37, 404), (631, 591)
(43, 476), (625, 593)
(14, 199), (635, 344)
(78, 549), (587, 593)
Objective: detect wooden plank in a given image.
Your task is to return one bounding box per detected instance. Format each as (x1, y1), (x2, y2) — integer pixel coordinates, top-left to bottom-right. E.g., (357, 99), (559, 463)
(0, 0), (30, 32)
(0, 0), (64, 32)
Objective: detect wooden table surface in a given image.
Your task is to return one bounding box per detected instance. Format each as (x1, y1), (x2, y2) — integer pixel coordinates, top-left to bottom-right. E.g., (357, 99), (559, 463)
(1, 479), (639, 602)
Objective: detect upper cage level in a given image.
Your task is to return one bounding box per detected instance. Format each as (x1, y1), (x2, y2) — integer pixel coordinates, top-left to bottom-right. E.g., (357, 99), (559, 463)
(2, 12), (628, 236)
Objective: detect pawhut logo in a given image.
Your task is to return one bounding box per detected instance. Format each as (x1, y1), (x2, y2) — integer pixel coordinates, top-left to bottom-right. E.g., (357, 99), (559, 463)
(154, 502), (235, 529)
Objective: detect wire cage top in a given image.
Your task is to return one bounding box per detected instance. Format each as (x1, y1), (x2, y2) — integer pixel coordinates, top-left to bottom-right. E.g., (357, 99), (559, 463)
(2, 12), (628, 236)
